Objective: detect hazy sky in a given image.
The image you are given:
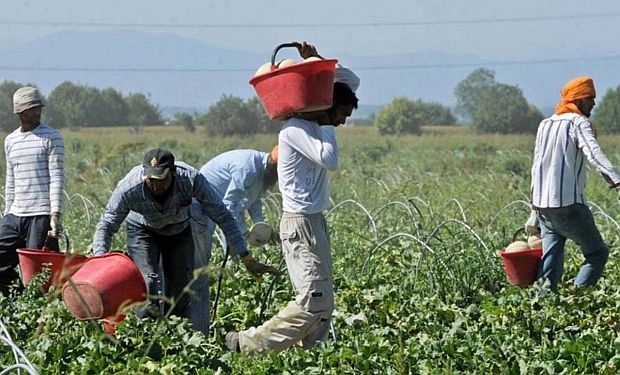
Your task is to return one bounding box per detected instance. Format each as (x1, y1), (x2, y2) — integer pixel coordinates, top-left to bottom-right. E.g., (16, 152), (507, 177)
(3, 1), (620, 110)
(5, 0), (620, 59)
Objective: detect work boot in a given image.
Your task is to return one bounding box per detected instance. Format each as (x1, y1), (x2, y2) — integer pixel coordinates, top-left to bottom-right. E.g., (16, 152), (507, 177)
(225, 331), (240, 352)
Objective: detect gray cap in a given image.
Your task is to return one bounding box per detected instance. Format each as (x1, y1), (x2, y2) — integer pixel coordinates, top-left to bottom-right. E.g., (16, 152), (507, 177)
(335, 66), (360, 93)
(13, 87), (44, 114)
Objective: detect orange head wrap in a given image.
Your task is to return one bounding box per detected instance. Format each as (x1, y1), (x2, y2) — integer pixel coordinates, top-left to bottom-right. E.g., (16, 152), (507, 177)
(269, 145), (278, 163)
(554, 76), (596, 116)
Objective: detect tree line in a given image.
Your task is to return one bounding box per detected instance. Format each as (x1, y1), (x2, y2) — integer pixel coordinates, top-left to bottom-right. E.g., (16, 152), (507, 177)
(2, 68), (620, 135)
(0, 80), (162, 132)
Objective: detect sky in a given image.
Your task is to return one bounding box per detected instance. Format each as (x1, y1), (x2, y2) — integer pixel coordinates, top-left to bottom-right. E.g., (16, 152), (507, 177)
(5, 0), (620, 59)
(2, 1), (620, 111)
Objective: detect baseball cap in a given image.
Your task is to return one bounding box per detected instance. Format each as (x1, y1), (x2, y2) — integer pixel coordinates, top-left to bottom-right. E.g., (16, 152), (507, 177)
(13, 86), (45, 114)
(142, 148), (175, 180)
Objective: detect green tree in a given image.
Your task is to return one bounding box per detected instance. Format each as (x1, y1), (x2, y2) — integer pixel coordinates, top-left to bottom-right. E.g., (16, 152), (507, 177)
(593, 86), (620, 133)
(172, 112), (196, 133)
(197, 95), (258, 136)
(46, 82), (102, 129)
(471, 83), (535, 134)
(454, 68), (496, 122)
(417, 101), (456, 126)
(247, 96), (279, 134)
(125, 93), (162, 126)
(374, 97), (423, 135)
(0, 80), (26, 132)
(100, 88), (129, 126)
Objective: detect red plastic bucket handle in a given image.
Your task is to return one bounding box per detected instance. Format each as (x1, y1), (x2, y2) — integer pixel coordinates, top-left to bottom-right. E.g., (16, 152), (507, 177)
(42, 231), (71, 253)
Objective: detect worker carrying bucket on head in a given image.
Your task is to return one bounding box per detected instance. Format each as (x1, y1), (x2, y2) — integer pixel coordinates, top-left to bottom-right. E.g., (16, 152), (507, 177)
(226, 42), (360, 354)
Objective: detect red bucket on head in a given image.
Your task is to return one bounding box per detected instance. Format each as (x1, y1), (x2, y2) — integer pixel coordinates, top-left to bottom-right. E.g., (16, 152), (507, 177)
(17, 249), (88, 291)
(499, 247), (542, 287)
(62, 253), (147, 320)
(250, 59), (338, 120)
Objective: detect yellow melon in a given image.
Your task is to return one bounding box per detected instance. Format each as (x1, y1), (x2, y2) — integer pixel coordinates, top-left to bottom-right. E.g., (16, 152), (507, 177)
(505, 241), (530, 253)
(527, 235), (543, 249)
(254, 62), (273, 76)
(303, 56), (323, 62)
(276, 59), (297, 68)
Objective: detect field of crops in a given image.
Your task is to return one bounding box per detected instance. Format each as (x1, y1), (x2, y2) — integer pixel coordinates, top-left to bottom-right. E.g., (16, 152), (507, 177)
(3, 125), (620, 374)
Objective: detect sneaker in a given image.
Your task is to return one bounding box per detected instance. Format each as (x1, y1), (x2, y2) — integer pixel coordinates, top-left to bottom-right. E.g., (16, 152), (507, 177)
(226, 331), (240, 352)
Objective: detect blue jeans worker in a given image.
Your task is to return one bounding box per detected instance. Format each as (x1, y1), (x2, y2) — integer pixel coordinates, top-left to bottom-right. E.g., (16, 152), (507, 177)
(92, 149), (278, 333)
(530, 76), (620, 290)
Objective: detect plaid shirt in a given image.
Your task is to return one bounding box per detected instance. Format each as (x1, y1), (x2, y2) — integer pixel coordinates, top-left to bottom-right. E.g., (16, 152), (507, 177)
(92, 162), (247, 255)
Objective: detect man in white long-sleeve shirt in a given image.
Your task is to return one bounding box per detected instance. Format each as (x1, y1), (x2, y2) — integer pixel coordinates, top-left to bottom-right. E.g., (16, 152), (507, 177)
(0, 87), (64, 294)
(227, 43), (360, 353)
(531, 76), (620, 290)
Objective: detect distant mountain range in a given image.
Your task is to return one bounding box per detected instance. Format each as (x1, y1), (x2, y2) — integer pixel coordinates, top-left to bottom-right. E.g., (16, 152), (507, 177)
(1, 30), (618, 120)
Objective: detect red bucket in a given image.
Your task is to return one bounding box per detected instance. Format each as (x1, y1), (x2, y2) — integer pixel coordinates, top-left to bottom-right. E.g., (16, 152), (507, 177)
(17, 249), (88, 291)
(102, 313), (126, 335)
(499, 248), (542, 287)
(249, 42), (337, 120)
(62, 253), (147, 320)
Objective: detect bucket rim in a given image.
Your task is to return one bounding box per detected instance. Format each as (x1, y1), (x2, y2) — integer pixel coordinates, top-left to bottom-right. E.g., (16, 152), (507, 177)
(498, 247), (542, 258)
(249, 58), (338, 86)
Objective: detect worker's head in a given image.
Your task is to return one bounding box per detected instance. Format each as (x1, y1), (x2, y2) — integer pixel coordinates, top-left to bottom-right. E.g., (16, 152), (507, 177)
(555, 76), (596, 117)
(142, 148), (176, 196)
(264, 145), (278, 189)
(13, 87), (45, 128)
(325, 82), (359, 126)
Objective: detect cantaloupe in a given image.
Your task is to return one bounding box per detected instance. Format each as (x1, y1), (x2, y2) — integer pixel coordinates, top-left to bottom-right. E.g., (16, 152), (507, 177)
(276, 59), (297, 68)
(254, 62), (273, 76)
(303, 56), (323, 62)
(527, 235), (542, 249)
(505, 241), (530, 253)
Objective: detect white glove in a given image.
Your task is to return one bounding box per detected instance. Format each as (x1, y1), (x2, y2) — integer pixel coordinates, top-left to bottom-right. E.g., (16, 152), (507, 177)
(50, 213), (62, 238)
(524, 210), (540, 236)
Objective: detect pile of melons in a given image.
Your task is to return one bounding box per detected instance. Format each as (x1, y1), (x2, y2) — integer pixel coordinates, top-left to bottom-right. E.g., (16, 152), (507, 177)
(254, 56), (323, 76)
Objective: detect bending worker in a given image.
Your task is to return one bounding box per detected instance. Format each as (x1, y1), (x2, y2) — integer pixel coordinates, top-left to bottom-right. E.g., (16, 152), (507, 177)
(92, 148), (277, 334)
(188, 147), (280, 335)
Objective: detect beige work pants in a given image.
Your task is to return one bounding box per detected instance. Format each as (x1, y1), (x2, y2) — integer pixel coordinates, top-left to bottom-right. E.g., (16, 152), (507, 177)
(239, 212), (334, 354)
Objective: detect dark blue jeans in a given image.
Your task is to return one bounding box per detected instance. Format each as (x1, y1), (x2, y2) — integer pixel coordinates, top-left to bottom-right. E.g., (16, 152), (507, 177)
(126, 223), (194, 319)
(538, 204), (609, 289)
(0, 214), (56, 294)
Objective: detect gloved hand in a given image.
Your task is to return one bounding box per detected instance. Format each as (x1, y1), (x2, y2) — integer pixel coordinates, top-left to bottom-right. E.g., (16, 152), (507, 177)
(50, 212), (62, 238)
(524, 210), (540, 236)
(241, 254), (279, 278)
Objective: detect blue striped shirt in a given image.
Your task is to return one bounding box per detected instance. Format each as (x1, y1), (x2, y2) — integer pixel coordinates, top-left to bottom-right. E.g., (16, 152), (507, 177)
(531, 113), (620, 208)
(4, 123), (64, 216)
(92, 161), (248, 256)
